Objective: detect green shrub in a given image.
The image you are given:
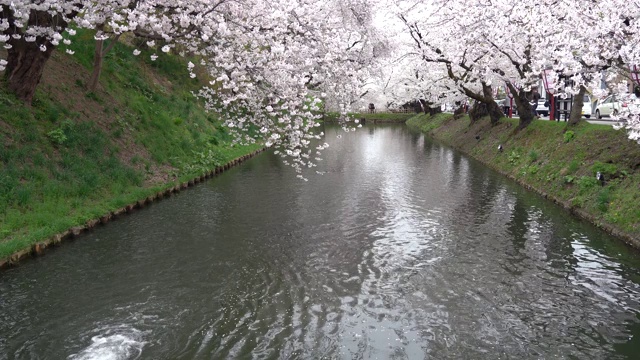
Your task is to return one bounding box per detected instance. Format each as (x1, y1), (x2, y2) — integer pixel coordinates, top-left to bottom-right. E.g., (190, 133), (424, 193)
(528, 150), (539, 163)
(181, 147), (224, 175)
(592, 161), (618, 177)
(47, 128), (67, 145)
(508, 150), (521, 165)
(521, 164), (539, 177)
(564, 130), (575, 143)
(577, 175), (599, 191)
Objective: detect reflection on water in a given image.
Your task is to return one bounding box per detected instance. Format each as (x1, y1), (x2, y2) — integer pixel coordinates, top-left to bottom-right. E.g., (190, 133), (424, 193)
(1, 124), (640, 359)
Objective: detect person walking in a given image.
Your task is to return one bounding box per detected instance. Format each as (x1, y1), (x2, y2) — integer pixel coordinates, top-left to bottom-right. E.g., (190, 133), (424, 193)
(530, 87), (541, 118)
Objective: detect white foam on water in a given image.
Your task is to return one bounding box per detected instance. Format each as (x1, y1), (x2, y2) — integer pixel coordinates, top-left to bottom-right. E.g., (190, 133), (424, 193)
(68, 327), (145, 360)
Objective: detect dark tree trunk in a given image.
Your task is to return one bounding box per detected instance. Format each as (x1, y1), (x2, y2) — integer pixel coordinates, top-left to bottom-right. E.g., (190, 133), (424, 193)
(487, 102), (504, 124)
(87, 38), (105, 92)
(429, 105), (442, 116)
(419, 99), (443, 116)
(507, 83), (534, 129)
(5, 40), (55, 103)
(2, 7), (75, 103)
(87, 26), (121, 92)
(458, 82), (503, 125)
(469, 101), (489, 122)
(453, 104), (466, 119)
(444, 57), (504, 124)
(481, 82), (504, 125)
(569, 85), (587, 126)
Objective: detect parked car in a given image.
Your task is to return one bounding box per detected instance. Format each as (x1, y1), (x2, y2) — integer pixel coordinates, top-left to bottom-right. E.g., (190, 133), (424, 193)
(595, 95), (624, 119)
(500, 94), (593, 119)
(582, 95), (592, 118)
(536, 99), (549, 117)
(542, 95), (591, 119)
(595, 94), (640, 119)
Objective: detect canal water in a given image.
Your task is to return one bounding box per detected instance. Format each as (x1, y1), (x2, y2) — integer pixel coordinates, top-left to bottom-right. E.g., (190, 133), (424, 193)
(1, 124), (640, 359)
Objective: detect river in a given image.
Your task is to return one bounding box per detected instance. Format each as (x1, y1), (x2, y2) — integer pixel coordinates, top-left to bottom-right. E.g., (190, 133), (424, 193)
(1, 124), (640, 359)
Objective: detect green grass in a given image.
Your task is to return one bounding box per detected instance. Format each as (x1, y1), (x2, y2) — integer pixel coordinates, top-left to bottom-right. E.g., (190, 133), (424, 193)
(407, 113), (640, 240)
(324, 112), (416, 123)
(406, 112), (456, 133)
(0, 29), (261, 260)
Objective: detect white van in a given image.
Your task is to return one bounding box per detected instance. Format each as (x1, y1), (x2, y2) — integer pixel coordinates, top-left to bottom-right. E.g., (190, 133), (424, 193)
(582, 95), (593, 119)
(543, 94), (592, 119)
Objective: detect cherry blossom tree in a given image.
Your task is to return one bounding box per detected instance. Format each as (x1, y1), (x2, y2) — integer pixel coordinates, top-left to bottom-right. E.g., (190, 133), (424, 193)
(4, 0), (640, 150)
(384, 0), (506, 125)
(374, 0), (640, 136)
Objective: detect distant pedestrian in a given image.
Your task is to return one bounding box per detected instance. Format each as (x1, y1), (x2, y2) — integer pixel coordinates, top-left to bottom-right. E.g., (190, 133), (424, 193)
(368, 103), (375, 114)
(530, 87), (541, 117)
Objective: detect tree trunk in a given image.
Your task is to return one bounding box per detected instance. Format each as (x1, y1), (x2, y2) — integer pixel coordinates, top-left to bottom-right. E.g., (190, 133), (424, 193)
(87, 26), (121, 92)
(569, 85), (587, 126)
(87, 38), (105, 92)
(466, 84), (503, 125)
(481, 82), (503, 125)
(507, 83), (534, 129)
(2, 7), (75, 103)
(459, 82), (503, 125)
(469, 101), (489, 122)
(5, 39), (55, 103)
(453, 103), (466, 119)
(419, 99), (443, 116)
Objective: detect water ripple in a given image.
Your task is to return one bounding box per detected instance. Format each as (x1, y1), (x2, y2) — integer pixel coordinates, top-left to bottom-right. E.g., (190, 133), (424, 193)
(1, 125), (640, 359)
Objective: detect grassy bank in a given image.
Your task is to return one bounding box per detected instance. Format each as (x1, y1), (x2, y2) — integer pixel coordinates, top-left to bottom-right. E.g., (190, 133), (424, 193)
(407, 113), (640, 246)
(0, 31), (261, 262)
(323, 112), (415, 123)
